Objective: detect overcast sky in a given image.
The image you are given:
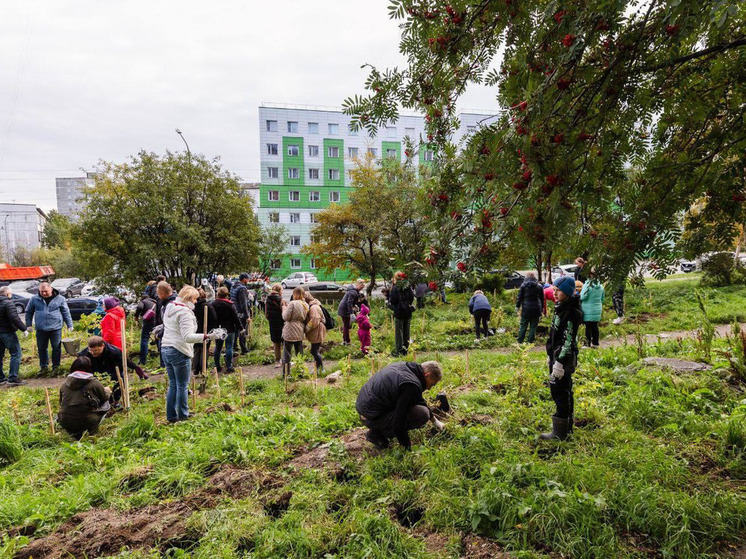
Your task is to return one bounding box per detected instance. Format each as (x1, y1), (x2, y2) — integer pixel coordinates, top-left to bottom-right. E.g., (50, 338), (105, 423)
(0, 1), (497, 211)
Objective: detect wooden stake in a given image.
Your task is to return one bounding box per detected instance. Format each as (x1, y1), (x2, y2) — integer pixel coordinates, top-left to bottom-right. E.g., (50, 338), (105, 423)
(214, 367), (221, 398)
(413, 350), (417, 362)
(115, 366), (125, 407)
(248, 318), (253, 341)
(191, 375), (196, 410)
(31, 329), (36, 359)
(202, 306), (208, 375)
(120, 319), (129, 409)
(313, 361), (318, 398)
(44, 387), (55, 435)
(421, 311), (425, 335)
(347, 354), (351, 372)
(238, 367), (245, 408)
(465, 349), (470, 379)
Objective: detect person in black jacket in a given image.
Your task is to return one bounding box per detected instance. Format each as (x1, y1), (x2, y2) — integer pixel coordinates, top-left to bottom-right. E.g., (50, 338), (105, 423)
(58, 356), (110, 440)
(0, 286), (28, 385)
(265, 283), (285, 367)
(516, 272), (545, 343)
(154, 281), (176, 368)
(540, 276), (583, 440)
(192, 288), (218, 375)
(134, 294), (157, 366)
(356, 360), (444, 449)
(231, 273), (251, 354)
(574, 257), (588, 283)
(388, 272), (415, 356)
(210, 286), (242, 373)
(78, 336), (146, 405)
(337, 280), (365, 346)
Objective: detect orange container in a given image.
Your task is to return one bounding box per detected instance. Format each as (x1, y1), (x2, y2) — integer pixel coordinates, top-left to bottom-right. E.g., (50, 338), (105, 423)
(0, 264), (55, 281)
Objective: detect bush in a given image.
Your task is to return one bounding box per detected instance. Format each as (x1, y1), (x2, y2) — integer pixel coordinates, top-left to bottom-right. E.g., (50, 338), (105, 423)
(0, 419), (22, 466)
(474, 273), (505, 295)
(700, 253), (746, 287)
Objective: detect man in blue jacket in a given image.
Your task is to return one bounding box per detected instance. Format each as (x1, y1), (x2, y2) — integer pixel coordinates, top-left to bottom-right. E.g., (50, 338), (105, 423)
(25, 281), (73, 375)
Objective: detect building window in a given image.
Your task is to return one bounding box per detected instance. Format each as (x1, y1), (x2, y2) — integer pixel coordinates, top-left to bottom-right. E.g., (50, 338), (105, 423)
(269, 212), (280, 223)
(310, 259), (317, 269)
(266, 120), (278, 132)
(308, 145), (319, 157)
(290, 213), (301, 223)
(308, 122), (319, 134)
(268, 167), (279, 178)
(271, 259), (281, 269)
(423, 150), (434, 162)
(348, 147), (359, 158)
(289, 190), (300, 201)
(328, 123), (339, 135)
(287, 121), (298, 133)
(309, 168), (319, 180)
(290, 258), (302, 269)
(349, 125), (358, 136)
(267, 143), (278, 155)
(328, 169), (340, 181)
(467, 125), (476, 134)
(290, 236), (301, 247)
(288, 168), (299, 180)
(405, 127), (415, 138)
(367, 148), (377, 157)
(329, 191), (340, 202)
(310, 213), (318, 223)
(328, 146), (339, 158)
(268, 190), (279, 201)
(386, 149), (398, 158)
(309, 191), (320, 202)
(387, 127), (397, 138)
(287, 145), (299, 157)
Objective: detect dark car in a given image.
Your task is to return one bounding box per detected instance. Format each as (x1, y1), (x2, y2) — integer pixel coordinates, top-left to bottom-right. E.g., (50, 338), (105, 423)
(680, 260), (697, 273)
(11, 293), (31, 316)
(7, 280), (40, 295)
(66, 297), (100, 321)
(303, 282), (346, 302)
(51, 277), (86, 298)
(489, 270), (525, 290)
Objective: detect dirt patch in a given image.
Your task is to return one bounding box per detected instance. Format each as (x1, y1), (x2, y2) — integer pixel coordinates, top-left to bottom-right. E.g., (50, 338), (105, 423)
(459, 414), (494, 426)
(286, 428), (379, 471)
(14, 466), (280, 559)
(263, 490), (293, 518)
(460, 534), (511, 558)
(204, 402), (234, 414)
(415, 529), (452, 555)
(392, 503), (425, 528)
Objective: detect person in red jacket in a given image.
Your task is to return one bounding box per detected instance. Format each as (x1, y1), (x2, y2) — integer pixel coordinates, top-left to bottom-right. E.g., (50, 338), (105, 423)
(100, 297), (125, 349)
(356, 303), (372, 355)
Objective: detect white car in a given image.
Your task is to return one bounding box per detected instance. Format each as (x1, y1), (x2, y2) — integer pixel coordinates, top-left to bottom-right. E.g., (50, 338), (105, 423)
(280, 272), (318, 289)
(551, 264), (578, 282)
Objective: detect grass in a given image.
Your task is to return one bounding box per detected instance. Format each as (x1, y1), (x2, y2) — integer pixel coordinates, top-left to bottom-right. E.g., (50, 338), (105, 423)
(1, 279), (746, 557)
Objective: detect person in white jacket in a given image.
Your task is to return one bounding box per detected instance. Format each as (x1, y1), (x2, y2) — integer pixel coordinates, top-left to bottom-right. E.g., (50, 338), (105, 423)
(161, 285), (219, 423)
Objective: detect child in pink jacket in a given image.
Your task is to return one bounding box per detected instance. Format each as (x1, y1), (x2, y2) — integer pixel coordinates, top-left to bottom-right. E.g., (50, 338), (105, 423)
(356, 304), (372, 354)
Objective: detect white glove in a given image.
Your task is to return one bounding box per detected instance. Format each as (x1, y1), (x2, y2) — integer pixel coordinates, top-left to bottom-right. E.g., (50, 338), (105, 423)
(551, 361), (565, 380)
(432, 417), (445, 431)
(23, 330), (29, 337)
(207, 327), (228, 341)
(27, 326), (33, 333)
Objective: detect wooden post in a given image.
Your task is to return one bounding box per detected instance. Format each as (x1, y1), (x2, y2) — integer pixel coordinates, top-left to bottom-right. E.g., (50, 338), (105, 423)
(347, 354), (351, 372)
(115, 366), (125, 407)
(31, 329), (36, 359)
(248, 317), (253, 342)
(465, 349), (470, 380)
(421, 311), (425, 335)
(313, 361), (318, 398)
(238, 367), (245, 407)
(413, 350), (417, 362)
(202, 306), (208, 375)
(44, 387), (55, 435)
(192, 376), (196, 410)
(120, 319), (129, 409)
(214, 367), (221, 398)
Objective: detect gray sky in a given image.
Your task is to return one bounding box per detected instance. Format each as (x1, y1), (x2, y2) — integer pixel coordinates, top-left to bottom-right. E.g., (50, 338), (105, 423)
(0, 1), (497, 211)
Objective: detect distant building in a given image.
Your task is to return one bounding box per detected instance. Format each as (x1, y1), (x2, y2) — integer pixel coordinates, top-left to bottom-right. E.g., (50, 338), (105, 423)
(55, 172), (96, 218)
(0, 203), (47, 255)
(256, 102), (495, 280)
(239, 182), (260, 213)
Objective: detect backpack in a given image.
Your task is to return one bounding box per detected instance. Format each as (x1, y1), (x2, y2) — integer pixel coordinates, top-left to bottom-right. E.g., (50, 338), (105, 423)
(320, 304), (336, 330)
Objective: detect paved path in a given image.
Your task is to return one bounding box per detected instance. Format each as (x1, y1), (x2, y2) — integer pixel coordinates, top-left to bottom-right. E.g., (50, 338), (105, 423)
(2, 323), (741, 392)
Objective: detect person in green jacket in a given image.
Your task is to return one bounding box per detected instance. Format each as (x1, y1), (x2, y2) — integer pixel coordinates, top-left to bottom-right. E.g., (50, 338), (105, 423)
(579, 270), (604, 348)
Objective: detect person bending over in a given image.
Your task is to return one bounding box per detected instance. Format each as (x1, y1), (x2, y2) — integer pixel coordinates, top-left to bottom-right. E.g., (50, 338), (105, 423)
(58, 356), (111, 440)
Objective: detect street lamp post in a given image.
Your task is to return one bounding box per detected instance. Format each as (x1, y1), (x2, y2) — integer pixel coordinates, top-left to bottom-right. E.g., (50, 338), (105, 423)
(175, 128), (192, 189)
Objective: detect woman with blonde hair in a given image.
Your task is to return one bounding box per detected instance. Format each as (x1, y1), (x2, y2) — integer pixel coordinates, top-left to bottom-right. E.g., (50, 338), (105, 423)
(161, 285), (220, 422)
(304, 291), (327, 372)
(281, 286), (309, 377)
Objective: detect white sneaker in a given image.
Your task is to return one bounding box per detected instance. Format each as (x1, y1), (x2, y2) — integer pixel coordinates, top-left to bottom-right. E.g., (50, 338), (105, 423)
(474, 338), (482, 343)
(612, 317), (625, 325)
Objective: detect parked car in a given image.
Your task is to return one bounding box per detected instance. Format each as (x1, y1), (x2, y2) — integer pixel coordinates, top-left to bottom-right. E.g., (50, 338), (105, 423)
(280, 272), (318, 289)
(66, 297), (101, 321)
(303, 282), (346, 302)
(503, 271), (525, 290)
(81, 280), (98, 297)
(51, 277), (86, 298)
(8, 280), (40, 295)
(680, 259), (697, 273)
(550, 264), (579, 282)
(81, 280), (135, 303)
(11, 291), (31, 315)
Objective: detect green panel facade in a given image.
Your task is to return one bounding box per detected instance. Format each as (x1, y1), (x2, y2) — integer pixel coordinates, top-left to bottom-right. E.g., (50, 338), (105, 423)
(283, 136), (305, 187)
(323, 139), (344, 187)
(259, 185), (350, 208)
(419, 142), (436, 168)
(382, 141), (401, 162)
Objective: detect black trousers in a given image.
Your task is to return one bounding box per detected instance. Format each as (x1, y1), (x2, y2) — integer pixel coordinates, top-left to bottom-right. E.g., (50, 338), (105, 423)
(473, 309), (491, 338)
(361, 405), (430, 438)
(310, 342), (323, 371)
(584, 322), (599, 346)
(548, 357), (575, 419)
(282, 340), (303, 377)
(612, 285), (625, 317)
(237, 315), (249, 352)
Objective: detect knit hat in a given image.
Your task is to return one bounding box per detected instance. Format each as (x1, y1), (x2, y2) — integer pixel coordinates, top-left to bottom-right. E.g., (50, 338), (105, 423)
(103, 297), (119, 310)
(553, 276), (576, 298)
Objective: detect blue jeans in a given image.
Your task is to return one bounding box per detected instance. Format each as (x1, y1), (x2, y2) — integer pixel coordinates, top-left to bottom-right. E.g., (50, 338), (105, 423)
(36, 329), (62, 369)
(214, 332), (235, 371)
(139, 321), (154, 365)
(162, 346), (192, 421)
(0, 332), (22, 381)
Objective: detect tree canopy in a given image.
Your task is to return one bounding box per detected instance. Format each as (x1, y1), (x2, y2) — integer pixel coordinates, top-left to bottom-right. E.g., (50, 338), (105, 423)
(73, 151), (259, 287)
(344, 0), (745, 282)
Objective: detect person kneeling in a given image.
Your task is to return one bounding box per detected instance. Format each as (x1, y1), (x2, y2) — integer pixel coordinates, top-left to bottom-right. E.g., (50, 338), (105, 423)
(356, 360), (445, 450)
(58, 357), (111, 440)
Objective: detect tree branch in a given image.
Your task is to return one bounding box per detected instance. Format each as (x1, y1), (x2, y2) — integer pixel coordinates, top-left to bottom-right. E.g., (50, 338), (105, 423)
(639, 38), (746, 73)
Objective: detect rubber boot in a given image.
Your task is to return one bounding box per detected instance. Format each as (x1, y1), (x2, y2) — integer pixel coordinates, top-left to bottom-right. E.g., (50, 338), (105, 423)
(539, 416), (570, 440)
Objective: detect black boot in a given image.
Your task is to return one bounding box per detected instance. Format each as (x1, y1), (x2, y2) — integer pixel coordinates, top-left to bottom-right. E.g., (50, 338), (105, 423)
(364, 430), (390, 449)
(539, 416), (570, 440)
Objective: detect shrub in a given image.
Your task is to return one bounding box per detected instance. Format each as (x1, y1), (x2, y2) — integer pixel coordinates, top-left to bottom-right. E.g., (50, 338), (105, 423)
(0, 419), (22, 466)
(474, 273), (504, 295)
(700, 253), (746, 287)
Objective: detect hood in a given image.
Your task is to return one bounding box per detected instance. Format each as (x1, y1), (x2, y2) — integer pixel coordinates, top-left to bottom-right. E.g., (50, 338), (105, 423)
(522, 275), (539, 286)
(65, 371), (94, 390)
(359, 303), (370, 316)
(106, 305), (125, 319)
(164, 298), (194, 320)
(346, 284), (358, 293)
